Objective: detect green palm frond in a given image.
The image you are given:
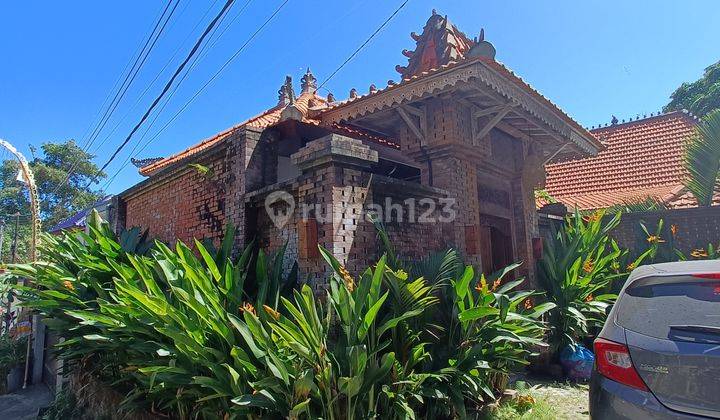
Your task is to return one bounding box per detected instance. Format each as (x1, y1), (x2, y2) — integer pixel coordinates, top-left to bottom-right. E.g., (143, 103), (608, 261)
(683, 109), (720, 206)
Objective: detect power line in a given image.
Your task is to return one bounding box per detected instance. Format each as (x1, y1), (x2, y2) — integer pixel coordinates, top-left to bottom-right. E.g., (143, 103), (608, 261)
(74, 2), (172, 152)
(87, 0), (239, 187)
(102, 0), (402, 193)
(317, 0), (410, 91)
(88, 0), (224, 156)
(98, 0), (289, 190)
(83, 0), (182, 153)
(99, 0), (256, 191)
(51, 0), (182, 196)
(103, 0), (406, 193)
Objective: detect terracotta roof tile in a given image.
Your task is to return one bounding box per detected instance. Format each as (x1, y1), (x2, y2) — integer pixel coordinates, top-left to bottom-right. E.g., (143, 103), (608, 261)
(545, 111), (698, 210)
(138, 89), (402, 176)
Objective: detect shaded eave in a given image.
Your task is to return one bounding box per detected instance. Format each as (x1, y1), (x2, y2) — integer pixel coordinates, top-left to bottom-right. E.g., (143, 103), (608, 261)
(316, 56), (601, 155)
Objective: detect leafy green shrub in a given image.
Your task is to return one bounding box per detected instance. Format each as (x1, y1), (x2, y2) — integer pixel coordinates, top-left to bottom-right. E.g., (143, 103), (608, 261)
(39, 388), (87, 420)
(0, 334), (26, 393)
(15, 213), (295, 417)
(538, 210), (648, 355)
(15, 211), (554, 418)
(372, 218), (555, 417)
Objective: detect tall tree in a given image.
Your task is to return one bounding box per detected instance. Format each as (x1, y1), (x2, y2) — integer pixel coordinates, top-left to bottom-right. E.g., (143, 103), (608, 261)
(683, 109), (720, 206)
(664, 60), (720, 117)
(0, 139), (106, 230)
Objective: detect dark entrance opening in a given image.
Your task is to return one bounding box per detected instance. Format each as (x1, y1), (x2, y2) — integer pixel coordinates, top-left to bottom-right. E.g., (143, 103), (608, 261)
(479, 214), (514, 276)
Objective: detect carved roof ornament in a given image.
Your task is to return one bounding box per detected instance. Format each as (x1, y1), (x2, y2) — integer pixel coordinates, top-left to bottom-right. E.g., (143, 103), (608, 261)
(369, 84), (378, 94)
(278, 75), (296, 106)
(327, 92), (336, 102)
(131, 157), (165, 168)
(395, 10), (494, 80)
(349, 88), (359, 99)
(300, 68), (317, 93)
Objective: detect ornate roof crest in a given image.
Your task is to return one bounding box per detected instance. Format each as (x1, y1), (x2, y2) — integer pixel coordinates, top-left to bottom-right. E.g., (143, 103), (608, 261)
(300, 68), (317, 93)
(278, 75), (296, 106)
(131, 157), (165, 168)
(395, 10), (495, 80)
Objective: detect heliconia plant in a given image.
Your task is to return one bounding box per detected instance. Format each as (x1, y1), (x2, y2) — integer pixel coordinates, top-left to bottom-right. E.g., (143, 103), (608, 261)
(13, 211), (556, 419)
(537, 209), (650, 355)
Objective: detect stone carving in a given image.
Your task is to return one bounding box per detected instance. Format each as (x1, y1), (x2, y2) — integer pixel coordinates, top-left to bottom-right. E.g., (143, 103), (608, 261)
(395, 10), (479, 80)
(300, 68), (317, 93)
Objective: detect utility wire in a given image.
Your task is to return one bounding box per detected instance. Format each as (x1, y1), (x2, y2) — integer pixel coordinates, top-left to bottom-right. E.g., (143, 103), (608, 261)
(98, 0), (290, 190)
(98, 1), (255, 192)
(74, 2), (171, 152)
(84, 0), (182, 153)
(317, 0), (410, 91)
(87, 0), (238, 186)
(103, 0), (400, 192)
(51, 0), (181, 196)
(88, 0), (226, 156)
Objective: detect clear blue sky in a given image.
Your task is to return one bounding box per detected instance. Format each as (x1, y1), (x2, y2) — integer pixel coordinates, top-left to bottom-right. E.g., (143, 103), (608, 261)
(1, 0), (718, 194)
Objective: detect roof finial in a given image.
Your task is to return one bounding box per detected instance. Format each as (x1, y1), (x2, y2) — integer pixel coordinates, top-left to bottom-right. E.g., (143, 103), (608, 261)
(369, 84), (378, 94)
(326, 92), (335, 102)
(278, 75), (296, 105)
(349, 88), (358, 99)
(300, 68), (317, 94)
(611, 115), (618, 125)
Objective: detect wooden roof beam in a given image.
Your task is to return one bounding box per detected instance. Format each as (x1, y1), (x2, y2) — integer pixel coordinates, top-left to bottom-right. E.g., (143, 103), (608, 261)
(396, 104), (427, 146)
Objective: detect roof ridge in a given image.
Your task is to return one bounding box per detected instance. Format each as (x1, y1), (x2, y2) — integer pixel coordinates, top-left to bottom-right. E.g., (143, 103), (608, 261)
(591, 110), (698, 133)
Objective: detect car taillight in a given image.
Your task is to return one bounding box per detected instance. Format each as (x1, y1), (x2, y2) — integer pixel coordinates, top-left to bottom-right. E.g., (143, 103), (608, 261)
(692, 273), (720, 279)
(594, 337), (648, 391)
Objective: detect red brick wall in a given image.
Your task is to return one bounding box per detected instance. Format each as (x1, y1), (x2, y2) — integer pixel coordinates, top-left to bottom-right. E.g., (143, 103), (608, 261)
(122, 128), (250, 248)
(124, 153), (229, 246)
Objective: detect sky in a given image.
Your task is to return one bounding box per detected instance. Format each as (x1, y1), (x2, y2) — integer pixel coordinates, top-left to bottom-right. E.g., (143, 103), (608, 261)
(1, 0), (718, 194)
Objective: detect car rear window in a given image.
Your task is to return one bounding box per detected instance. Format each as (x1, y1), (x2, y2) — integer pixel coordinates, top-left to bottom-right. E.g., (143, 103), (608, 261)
(615, 276), (720, 340)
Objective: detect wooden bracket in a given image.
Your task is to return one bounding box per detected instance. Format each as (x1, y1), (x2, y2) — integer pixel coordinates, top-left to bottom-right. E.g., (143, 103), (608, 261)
(397, 104), (427, 146)
(471, 102), (517, 145)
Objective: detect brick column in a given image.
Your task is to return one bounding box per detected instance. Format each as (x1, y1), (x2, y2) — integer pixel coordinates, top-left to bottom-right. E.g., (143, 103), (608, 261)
(291, 134), (378, 289)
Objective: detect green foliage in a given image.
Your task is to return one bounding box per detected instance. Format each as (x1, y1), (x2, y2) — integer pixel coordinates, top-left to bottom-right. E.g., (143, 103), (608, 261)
(14, 212), (295, 417)
(0, 334), (26, 372)
(13, 211), (554, 419)
(0, 140), (106, 262)
(482, 382), (554, 420)
(40, 388), (87, 420)
(629, 218), (719, 263)
(0, 335), (26, 393)
(682, 109), (720, 207)
(537, 209), (647, 354)
(665, 60), (720, 118)
(606, 197), (669, 214)
(371, 217), (555, 417)
(1, 140), (106, 226)
(534, 189), (557, 205)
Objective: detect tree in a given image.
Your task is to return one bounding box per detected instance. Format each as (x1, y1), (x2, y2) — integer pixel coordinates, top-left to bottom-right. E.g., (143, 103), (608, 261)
(0, 140), (106, 261)
(664, 60), (720, 117)
(683, 109), (720, 206)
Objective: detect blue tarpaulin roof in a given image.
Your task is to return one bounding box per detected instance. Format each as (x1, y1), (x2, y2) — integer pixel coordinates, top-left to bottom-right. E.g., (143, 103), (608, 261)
(48, 195), (113, 233)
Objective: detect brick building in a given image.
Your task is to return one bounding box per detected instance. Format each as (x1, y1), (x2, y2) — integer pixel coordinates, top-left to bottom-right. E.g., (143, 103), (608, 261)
(117, 11), (600, 286)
